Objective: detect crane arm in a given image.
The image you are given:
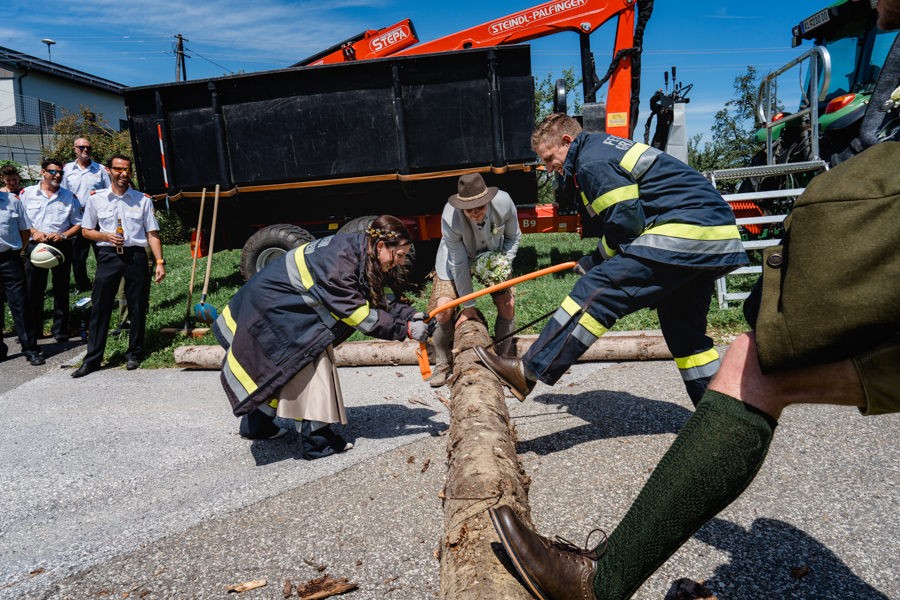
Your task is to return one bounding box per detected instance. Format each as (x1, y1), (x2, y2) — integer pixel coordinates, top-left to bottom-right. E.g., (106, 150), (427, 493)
(393, 0), (636, 56)
(294, 19), (419, 67)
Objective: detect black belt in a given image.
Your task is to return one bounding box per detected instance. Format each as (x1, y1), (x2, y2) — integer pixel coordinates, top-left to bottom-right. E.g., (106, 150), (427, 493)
(98, 246), (146, 254)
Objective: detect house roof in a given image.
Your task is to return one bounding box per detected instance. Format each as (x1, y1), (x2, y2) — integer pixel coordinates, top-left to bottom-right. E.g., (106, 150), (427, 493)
(0, 45), (125, 95)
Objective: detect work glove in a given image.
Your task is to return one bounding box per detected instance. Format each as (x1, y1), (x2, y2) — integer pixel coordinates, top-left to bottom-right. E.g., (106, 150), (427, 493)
(573, 248), (605, 276)
(407, 319), (430, 342)
(573, 254), (595, 276)
(412, 311), (438, 336)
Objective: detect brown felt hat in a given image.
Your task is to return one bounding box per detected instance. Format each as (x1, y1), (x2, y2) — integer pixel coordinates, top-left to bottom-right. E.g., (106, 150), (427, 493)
(448, 173), (498, 209)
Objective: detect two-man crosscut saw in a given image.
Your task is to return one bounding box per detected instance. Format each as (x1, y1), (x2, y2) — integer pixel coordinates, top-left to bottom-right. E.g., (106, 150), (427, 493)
(416, 261), (576, 380)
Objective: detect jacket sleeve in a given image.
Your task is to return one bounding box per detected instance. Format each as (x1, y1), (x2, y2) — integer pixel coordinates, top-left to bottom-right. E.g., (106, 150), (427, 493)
(577, 159), (646, 254)
(495, 193), (522, 262)
(310, 242), (412, 341)
(442, 208), (477, 307)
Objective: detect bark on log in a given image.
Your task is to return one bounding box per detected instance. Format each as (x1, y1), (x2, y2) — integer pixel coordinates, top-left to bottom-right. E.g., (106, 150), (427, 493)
(439, 318), (533, 600)
(174, 331), (672, 369)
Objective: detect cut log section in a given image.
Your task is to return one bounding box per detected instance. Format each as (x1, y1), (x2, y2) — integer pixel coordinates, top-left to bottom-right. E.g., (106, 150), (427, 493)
(439, 318), (533, 599)
(173, 331), (671, 369)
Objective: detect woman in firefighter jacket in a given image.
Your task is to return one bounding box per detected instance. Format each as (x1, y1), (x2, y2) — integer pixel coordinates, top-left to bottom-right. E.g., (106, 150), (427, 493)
(212, 215), (430, 459)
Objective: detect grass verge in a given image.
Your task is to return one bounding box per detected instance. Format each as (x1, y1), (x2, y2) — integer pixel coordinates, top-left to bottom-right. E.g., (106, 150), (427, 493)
(4, 233), (752, 368)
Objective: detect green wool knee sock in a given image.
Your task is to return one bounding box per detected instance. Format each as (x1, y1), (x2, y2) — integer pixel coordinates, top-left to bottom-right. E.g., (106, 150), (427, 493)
(594, 390), (777, 600)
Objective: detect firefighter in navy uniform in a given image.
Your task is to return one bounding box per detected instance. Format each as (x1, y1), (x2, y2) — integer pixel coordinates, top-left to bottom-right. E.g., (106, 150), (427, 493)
(212, 215), (431, 459)
(476, 113), (749, 405)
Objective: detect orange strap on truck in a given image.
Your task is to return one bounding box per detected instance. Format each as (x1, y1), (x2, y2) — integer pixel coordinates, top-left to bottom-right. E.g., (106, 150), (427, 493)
(416, 261), (577, 380)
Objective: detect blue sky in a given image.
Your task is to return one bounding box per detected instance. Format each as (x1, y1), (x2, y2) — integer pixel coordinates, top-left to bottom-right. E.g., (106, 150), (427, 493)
(3, 1), (829, 142)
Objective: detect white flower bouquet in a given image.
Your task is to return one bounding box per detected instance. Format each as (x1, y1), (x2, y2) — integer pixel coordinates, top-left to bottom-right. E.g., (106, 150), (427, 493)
(472, 251), (511, 286)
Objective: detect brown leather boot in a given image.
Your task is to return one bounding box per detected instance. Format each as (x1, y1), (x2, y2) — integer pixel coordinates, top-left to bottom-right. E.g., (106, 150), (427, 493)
(489, 505), (603, 600)
(474, 346), (534, 401)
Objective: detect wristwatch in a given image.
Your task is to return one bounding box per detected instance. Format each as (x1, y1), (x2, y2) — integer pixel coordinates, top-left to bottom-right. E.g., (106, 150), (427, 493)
(61, 233), (68, 240)
(156, 258), (166, 265)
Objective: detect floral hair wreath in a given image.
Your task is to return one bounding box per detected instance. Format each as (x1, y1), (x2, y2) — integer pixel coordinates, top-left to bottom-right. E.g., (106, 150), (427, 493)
(367, 227), (401, 240)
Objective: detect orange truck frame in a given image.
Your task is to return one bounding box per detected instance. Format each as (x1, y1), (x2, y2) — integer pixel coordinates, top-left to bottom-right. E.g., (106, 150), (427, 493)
(300, 0), (644, 139)
(294, 0), (649, 238)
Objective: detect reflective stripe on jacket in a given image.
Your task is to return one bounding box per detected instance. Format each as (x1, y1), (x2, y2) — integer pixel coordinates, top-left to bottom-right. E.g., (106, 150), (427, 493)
(212, 233), (415, 415)
(565, 132), (748, 270)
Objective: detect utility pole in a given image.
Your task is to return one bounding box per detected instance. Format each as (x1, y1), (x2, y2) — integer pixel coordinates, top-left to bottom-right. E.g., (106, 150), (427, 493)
(174, 34), (188, 82)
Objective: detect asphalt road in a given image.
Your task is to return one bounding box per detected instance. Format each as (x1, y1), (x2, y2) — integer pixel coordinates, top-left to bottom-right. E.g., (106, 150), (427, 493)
(0, 339), (897, 599)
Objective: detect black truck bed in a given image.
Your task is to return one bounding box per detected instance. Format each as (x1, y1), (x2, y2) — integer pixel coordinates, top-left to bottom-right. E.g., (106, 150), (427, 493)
(124, 45), (538, 247)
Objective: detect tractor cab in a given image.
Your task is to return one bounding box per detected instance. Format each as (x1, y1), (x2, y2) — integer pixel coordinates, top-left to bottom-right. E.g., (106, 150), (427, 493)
(756, 0), (898, 165)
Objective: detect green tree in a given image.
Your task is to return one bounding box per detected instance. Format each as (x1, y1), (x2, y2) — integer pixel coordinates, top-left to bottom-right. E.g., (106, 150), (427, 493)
(688, 66), (763, 182)
(533, 69), (583, 202)
(534, 67), (583, 123)
(43, 106), (133, 169)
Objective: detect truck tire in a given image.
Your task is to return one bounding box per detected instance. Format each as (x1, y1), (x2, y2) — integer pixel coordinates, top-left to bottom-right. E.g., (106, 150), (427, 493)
(336, 215), (377, 234)
(337, 215), (437, 286)
(240, 224), (314, 281)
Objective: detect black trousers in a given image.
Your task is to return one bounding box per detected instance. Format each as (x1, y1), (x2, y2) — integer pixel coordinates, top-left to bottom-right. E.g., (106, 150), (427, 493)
(83, 247), (151, 368)
(72, 234), (94, 291)
(24, 240), (72, 341)
(0, 249), (36, 354)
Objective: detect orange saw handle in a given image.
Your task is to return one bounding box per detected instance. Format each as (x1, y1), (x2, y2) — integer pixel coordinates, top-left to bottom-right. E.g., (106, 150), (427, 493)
(427, 261), (576, 319)
(417, 343), (432, 380)
(417, 260), (577, 380)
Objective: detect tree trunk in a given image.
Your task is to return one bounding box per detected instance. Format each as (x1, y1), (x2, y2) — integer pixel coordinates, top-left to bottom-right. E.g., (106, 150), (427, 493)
(173, 331), (671, 369)
(439, 318), (533, 600)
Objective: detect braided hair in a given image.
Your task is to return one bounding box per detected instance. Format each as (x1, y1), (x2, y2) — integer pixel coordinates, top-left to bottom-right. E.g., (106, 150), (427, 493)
(365, 215), (413, 307)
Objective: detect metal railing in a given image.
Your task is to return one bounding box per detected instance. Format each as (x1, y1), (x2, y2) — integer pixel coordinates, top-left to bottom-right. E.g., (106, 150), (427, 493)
(757, 45), (831, 164)
(707, 166), (827, 308)
(0, 89), (60, 171)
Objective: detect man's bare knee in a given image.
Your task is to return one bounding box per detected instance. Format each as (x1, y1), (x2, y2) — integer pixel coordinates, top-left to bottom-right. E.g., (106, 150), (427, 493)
(434, 298), (454, 324)
(709, 333), (785, 419)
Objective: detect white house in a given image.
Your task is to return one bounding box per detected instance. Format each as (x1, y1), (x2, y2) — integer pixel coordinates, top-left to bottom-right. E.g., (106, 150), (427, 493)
(0, 45), (125, 172)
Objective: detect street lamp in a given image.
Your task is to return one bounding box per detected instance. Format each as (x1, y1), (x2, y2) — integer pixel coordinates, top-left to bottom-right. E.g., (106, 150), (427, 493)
(41, 38), (56, 62)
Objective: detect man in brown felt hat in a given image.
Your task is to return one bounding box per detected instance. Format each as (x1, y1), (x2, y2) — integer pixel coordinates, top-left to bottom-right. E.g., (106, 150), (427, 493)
(425, 172), (521, 387)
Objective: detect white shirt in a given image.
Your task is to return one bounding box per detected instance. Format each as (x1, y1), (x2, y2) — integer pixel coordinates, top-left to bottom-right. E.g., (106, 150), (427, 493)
(62, 160), (112, 211)
(0, 192), (32, 252)
(434, 190), (522, 307)
(82, 187), (160, 248)
(20, 184), (81, 236)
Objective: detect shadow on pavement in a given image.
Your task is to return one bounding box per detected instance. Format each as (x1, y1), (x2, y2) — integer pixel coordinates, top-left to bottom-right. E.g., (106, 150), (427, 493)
(694, 517), (891, 599)
(517, 390), (692, 454)
(246, 403), (447, 466)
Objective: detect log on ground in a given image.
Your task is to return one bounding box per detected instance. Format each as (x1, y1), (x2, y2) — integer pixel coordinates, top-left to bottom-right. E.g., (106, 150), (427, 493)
(174, 331), (671, 369)
(439, 318), (533, 599)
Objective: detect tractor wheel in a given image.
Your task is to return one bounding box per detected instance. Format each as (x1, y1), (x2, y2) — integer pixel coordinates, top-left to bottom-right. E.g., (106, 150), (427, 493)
(240, 224), (314, 281)
(337, 215), (438, 287)
(337, 215), (378, 234)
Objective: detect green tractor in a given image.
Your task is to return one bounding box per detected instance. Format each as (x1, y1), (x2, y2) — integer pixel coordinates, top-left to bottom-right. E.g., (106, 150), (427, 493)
(752, 0), (898, 171)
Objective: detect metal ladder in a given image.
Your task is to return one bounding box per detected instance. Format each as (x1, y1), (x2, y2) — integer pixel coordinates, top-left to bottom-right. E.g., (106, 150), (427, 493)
(706, 160), (827, 308)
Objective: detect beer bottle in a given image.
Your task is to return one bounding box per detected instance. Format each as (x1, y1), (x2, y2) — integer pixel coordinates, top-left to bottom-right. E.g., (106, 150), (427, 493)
(115, 218), (124, 254)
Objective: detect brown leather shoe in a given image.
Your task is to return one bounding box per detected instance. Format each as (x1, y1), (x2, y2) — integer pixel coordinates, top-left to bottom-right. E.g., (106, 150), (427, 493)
(489, 505), (604, 600)
(474, 346), (534, 401)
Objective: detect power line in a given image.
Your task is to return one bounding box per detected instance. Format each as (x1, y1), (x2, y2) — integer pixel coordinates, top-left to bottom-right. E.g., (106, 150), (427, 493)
(183, 46), (234, 75)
